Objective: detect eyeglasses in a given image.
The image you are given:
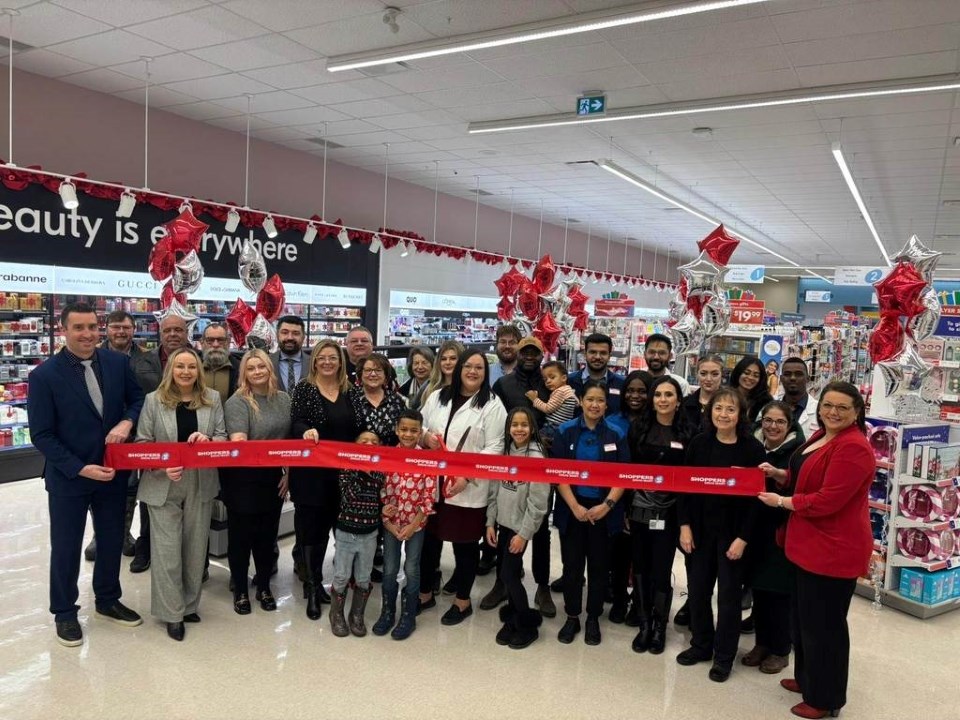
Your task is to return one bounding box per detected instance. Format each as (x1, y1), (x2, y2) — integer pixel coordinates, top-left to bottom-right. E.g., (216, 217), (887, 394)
(761, 417), (788, 427)
(363, 369), (384, 376)
(821, 401), (854, 414)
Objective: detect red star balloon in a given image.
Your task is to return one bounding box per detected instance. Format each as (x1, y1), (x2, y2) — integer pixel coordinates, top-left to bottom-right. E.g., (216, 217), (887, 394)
(226, 298), (256, 348)
(255, 274), (286, 322)
(497, 296), (515, 321)
(531, 255), (556, 294)
(160, 280), (186, 309)
(873, 262), (928, 318)
(517, 282), (541, 320)
(533, 312), (562, 354)
(697, 225), (740, 267)
(148, 237), (176, 281)
(162, 208), (208, 254)
(869, 312), (905, 363)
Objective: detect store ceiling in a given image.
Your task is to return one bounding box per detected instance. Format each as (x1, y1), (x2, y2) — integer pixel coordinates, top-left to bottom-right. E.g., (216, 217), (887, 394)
(5, 0), (960, 275)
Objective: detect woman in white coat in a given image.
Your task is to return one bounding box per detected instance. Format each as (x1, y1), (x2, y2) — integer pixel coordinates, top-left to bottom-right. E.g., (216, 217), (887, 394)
(418, 350), (507, 625)
(136, 348), (227, 641)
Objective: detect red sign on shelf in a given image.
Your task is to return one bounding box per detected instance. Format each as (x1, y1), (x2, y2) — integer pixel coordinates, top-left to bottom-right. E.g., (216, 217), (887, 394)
(729, 299), (765, 325)
(594, 298), (635, 317)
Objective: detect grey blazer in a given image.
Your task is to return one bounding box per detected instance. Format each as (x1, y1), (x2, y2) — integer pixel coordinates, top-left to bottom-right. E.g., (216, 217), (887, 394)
(135, 388), (227, 506)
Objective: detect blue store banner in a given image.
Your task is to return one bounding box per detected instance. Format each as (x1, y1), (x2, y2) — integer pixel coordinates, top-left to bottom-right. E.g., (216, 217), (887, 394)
(759, 334), (784, 371)
(936, 306), (960, 337)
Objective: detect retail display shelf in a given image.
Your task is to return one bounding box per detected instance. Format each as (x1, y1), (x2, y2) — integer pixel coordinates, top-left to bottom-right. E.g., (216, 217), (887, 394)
(0, 332), (45, 337)
(0, 355), (45, 360)
(890, 554), (960, 572)
(881, 589), (960, 619)
(0, 309), (46, 314)
(868, 500), (891, 512)
(0, 443), (33, 453)
(1, 400), (28, 406)
(893, 517), (959, 531)
(0, 422), (27, 429)
(896, 474), (960, 488)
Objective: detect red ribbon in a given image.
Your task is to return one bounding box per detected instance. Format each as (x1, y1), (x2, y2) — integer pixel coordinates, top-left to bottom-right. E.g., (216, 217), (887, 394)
(105, 440), (763, 496)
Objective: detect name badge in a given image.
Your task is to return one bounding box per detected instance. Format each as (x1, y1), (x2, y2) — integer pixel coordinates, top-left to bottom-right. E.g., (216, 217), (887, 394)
(670, 441), (684, 450)
(650, 519), (666, 531)
(603, 443), (617, 452)
(609, 388), (620, 395)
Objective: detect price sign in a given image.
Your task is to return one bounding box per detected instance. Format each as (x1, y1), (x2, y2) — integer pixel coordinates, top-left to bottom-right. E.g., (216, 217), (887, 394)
(729, 299), (764, 325)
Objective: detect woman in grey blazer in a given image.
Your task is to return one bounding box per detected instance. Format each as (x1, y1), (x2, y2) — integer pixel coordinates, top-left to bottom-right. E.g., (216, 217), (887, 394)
(136, 348), (227, 641)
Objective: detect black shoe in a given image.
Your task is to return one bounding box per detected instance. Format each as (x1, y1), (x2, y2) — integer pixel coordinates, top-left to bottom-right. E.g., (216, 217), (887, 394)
(256, 588), (277, 612)
(416, 595), (436, 616)
(479, 579), (508, 610)
(674, 600), (690, 626)
(84, 538), (96, 562)
(584, 616), (601, 646)
(440, 603), (473, 626)
(677, 647), (713, 666)
(129, 545), (150, 573)
(549, 577), (564, 593)
(183, 613), (201, 623)
(441, 578), (456, 596)
(709, 662), (732, 682)
(55, 619), (83, 647)
(270, 562), (278, 577)
(122, 535), (136, 558)
(166, 622), (185, 641)
(201, 567), (210, 583)
(624, 600), (641, 627)
(317, 584), (331, 604)
(477, 554), (497, 577)
(496, 622), (515, 646)
(233, 593), (251, 615)
(509, 625), (539, 650)
(741, 613), (755, 634)
(95, 601), (142, 627)
(608, 600), (627, 624)
(557, 616), (581, 644)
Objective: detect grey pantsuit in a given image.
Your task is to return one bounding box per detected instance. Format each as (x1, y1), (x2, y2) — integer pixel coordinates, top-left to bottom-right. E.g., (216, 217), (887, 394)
(136, 389), (226, 622)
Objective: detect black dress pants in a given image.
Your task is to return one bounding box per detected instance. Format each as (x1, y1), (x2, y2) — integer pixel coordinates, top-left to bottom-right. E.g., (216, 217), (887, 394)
(530, 488), (553, 586)
(792, 566), (856, 711)
(610, 531), (631, 606)
(686, 525), (745, 665)
(630, 514), (679, 597)
(227, 502), (282, 594)
(420, 531), (478, 601)
(753, 588), (791, 656)
(560, 497), (610, 618)
(294, 503), (337, 581)
(498, 527), (530, 613)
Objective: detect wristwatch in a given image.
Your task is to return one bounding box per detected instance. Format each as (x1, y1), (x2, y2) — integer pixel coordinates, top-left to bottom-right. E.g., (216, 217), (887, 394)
(604, 498), (616, 510)
(777, 496), (784, 509)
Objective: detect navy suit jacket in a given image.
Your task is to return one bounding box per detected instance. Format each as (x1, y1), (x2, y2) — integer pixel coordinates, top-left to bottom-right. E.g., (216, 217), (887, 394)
(28, 347), (145, 496)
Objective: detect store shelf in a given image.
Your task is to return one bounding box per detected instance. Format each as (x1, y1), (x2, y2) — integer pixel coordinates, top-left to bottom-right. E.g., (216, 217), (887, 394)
(0, 400), (28, 406)
(0, 443), (33, 453)
(890, 553), (960, 572)
(893, 516), (959, 531)
(0, 355), (45, 360)
(0, 309), (48, 314)
(896, 473), (960, 488)
(879, 589), (960, 619)
(868, 500), (891, 512)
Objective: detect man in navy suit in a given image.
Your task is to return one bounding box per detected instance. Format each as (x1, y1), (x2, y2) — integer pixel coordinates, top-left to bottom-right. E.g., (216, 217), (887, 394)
(28, 302), (145, 646)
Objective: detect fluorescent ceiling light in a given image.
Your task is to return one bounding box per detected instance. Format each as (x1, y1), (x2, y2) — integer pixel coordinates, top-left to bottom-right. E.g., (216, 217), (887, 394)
(327, 0), (770, 72)
(596, 160), (830, 282)
(468, 75), (960, 134)
(831, 143), (891, 267)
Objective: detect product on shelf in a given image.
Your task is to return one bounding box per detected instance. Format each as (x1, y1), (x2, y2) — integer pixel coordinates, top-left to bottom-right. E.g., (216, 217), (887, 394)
(868, 426), (899, 463)
(924, 443), (960, 481)
(898, 485), (960, 522)
(899, 567), (959, 604)
(897, 527), (956, 562)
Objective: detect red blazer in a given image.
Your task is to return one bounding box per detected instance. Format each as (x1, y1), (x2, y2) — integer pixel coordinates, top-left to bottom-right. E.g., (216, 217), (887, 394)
(784, 424), (874, 579)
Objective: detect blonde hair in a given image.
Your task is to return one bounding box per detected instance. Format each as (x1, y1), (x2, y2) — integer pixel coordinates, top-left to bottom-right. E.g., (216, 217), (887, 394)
(307, 340), (349, 393)
(156, 348), (213, 410)
(421, 340), (464, 405)
(235, 348), (279, 417)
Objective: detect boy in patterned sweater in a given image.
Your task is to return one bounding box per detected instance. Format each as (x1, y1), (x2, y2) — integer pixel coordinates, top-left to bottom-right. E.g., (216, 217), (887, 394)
(372, 409), (437, 640)
(329, 430), (384, 638)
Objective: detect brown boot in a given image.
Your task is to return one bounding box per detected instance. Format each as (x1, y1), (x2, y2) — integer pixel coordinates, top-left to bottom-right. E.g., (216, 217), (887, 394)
(329, 587), (349, 637)
(348, 583), (372, 637)
(760, 653), (789, 674)
(741, 645), (770, 667)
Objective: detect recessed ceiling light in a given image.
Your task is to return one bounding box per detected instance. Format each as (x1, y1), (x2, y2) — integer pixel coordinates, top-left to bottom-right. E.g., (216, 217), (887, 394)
(692, 127), (713, 140)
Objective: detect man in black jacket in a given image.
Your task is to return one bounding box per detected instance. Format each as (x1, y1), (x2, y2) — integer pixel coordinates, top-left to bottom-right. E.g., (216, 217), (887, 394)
(487, 336), (556, 618)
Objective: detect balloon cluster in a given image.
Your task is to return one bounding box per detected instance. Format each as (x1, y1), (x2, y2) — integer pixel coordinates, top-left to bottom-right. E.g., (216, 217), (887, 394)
(493, 255), (589, 354)
(225, 240), (287, 352)
(668, 225), (740, 356)
(870, 236), (942, 397)
(149, 208), (208, 336)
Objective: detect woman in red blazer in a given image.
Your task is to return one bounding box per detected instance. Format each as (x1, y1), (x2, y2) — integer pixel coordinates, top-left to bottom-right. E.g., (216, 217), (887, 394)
(758, 381), (873, 720)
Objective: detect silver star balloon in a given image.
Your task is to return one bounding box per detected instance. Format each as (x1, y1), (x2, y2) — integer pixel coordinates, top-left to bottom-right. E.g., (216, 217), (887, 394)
(701, 293), (730, 339)
(892, 235), (941, 282)
(154, 299), (199, 341)
(907, 286), (941, 341)
(239, 240), (268, 294)
(669, 313), (706, 356)
(678, 252), (727, 297)
(172, 250), (204, 295)
(245, 313), (278, 353)
(876, 341), (932, 397)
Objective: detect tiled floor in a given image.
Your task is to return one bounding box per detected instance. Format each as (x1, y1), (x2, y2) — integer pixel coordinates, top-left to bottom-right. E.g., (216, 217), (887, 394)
(1, 477), (955, 720)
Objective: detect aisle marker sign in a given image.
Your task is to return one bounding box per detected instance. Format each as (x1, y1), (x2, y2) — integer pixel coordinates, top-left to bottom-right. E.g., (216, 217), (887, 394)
(577, 95), (606, 116)
(729, 299), (765, 325)
(833, 266), (888, 286)
(725, 265), (765, 284)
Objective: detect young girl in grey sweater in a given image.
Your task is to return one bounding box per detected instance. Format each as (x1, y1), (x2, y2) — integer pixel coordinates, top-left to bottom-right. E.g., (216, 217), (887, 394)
(485, 407), (550, 650)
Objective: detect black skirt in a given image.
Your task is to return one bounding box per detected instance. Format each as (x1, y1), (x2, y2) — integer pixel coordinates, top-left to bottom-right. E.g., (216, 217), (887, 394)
(220, 466), (284, 515)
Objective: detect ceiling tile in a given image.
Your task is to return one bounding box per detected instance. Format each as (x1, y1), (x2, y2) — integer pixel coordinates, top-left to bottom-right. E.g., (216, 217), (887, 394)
(163, 72), (275, 99)
(112, 53), (227, 84)
(283, 13), (433, 57)
(50, 0), (207, 27)
(795, 51), (960, 87)
(114, 84), (199, 107)
(48, 29), (174, 66)
(328, 95), (434, 119)
(220, 90), (315, 113)
(289, 78), (400, 105)
(9, 2), (111, 47)
(250, 105), (352, 126)
(164, 100), (242, 121)
(189, 33), (317, 72)
(1, 49), (93, 77)
(405, 0), (572, 35)
(127, 5), (267, 52)
(61, 67), (144, 93)
(221, 0), (385, 33)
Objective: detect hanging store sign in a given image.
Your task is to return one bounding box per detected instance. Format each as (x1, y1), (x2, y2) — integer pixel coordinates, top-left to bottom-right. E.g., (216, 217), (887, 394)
(833, 266), (888, 286)
(725, 265), (766, 284)
(594, 298), (635, 317)
(936, 305), (960, 338)
(729, 299), (765, 325)
(389, 290), (498, 313)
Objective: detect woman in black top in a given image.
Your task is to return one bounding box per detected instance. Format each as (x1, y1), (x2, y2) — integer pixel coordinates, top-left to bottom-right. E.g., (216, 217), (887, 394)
(682, 354), (724, 433)
(743, 400), (805, 675)
(290, 340), (363, 620)
(627, 376), (693, 655)
(351, 353), (406, 448)
(676, 387), (765, 683)
(729, 355), (773, 423)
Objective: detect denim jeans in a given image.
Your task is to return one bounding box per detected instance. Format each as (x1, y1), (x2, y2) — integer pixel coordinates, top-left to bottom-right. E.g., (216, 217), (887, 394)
(332, 529), (377, 592)
(382, 529), (425, 609)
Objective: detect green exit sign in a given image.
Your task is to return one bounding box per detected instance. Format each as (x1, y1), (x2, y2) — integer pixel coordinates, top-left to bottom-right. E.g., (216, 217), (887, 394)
(577, 95), (605, 116)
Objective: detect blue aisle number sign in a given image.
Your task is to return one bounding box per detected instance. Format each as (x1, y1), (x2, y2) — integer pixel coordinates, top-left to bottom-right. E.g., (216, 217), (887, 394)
(577, 95), (606, 116)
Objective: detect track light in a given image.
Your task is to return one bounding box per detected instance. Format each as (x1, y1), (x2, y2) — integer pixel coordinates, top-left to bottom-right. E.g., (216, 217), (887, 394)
(302, 223), (317, 245)
(831, 142), (891, 266)
(116, 190), (136, 218)
(369, 233), (382, 253)
(225, 208), (241, 233)
(338, 227), (351, 249)
(59, 180), (78, 209)
(399, 242), (410, 258)
(262, 215), (278, 239)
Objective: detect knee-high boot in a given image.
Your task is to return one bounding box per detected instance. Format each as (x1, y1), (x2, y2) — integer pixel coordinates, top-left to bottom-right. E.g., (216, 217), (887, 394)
(301, 545), (322, 620)
(631, 575), (652, 653)
(650, 588), (673, 655)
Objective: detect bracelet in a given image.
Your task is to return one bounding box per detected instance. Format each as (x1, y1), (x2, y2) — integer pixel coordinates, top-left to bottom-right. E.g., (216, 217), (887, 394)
(777, 496), (784, 509)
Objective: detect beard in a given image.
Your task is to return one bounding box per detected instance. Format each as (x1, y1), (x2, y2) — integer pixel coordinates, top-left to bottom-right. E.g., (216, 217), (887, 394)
(646, 358), (665, 373)
(280, 339), (301, 354)
(203, 347), (230, 369)
(496, 349), (517, 365)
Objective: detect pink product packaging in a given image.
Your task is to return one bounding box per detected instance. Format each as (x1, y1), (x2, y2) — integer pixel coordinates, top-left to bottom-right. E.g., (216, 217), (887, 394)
(897, 528), (956, 562)
(898, 485), (960, 522)
(868, 426), (898, 463)
(926, 443), (960, 482)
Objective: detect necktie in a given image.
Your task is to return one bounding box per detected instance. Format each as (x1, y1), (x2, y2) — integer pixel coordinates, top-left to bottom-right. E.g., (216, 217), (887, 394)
(81, 359), (103, 416)
(286, 357), (296, 392)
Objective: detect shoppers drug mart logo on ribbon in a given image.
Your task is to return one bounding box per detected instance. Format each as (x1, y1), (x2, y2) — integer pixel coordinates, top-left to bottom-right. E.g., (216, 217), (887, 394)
(688, 474), (737, 488)
(618, 472), (665, 486)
